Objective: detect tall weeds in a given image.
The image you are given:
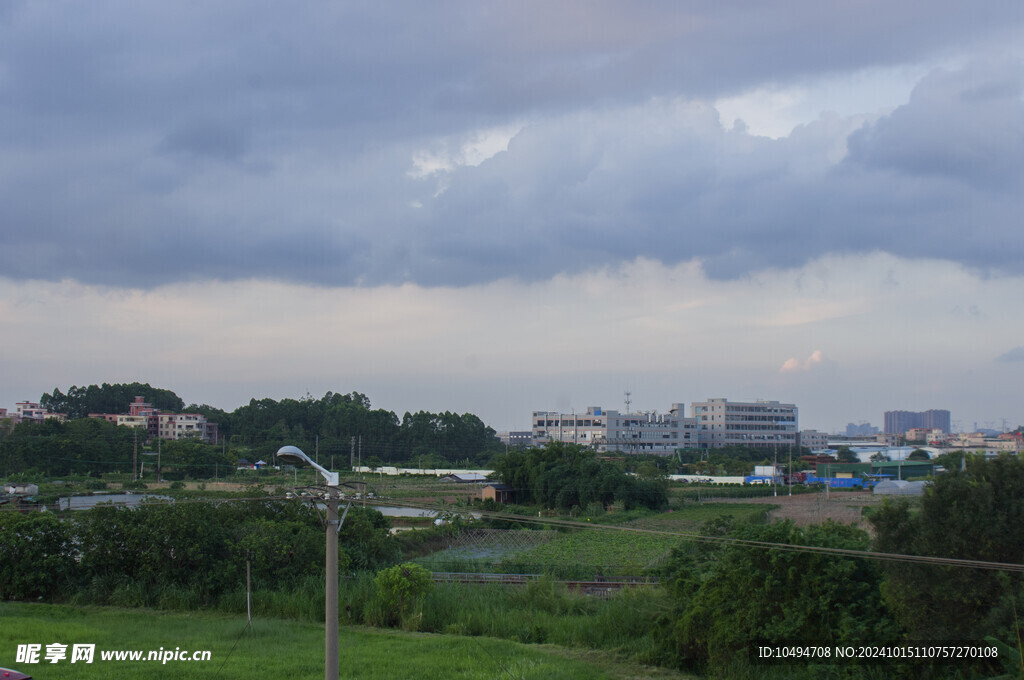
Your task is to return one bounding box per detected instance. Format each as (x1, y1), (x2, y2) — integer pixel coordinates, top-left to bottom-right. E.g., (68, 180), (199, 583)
(57, 567), (665, 666)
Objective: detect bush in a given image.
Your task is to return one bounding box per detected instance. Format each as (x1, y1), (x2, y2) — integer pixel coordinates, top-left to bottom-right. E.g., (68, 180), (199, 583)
(373, 562), (432, 627)
(0, 512), (77, 600)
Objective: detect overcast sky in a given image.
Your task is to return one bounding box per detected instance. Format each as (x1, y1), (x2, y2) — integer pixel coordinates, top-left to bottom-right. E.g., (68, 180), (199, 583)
(3, 2), (1024, 433)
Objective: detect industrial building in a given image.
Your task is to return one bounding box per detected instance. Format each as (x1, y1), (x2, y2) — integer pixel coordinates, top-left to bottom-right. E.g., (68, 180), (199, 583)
(691, 398), (798, 449)
(532, 404), (698, 454)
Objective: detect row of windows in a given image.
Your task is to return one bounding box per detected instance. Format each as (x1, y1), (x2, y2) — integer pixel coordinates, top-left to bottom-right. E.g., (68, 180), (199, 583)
(701, 415), (796, 422)
(536, 419), (603, 427)
(694, 405), (796, 414)
(535, 419), (687, 428)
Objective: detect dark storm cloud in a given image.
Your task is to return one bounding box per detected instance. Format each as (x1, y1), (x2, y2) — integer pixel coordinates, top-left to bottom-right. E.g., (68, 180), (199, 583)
(403, 62), (1024, 284)
(846, 61), (1024, 189)
(1, 2), (1023, 287)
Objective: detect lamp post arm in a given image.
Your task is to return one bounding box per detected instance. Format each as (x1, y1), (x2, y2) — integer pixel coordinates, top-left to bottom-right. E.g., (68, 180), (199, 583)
(277, 445), (339, 486)
(314, 465), (339, 487)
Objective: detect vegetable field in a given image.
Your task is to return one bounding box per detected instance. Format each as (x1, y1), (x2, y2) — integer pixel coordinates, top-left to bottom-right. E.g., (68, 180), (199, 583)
(500, 530), (680, 578)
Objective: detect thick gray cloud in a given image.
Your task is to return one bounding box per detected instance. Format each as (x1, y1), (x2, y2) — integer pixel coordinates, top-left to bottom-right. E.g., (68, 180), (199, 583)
(1, 3), (1023, 287)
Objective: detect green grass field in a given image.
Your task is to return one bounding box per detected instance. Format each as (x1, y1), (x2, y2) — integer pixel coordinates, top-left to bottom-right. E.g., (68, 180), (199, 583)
(492, 504), (769, 578)
(0, 602), (691, 680)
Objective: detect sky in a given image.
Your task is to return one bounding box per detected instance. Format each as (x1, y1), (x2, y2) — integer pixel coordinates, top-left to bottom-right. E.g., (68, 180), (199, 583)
(2, 2), (1024, 434)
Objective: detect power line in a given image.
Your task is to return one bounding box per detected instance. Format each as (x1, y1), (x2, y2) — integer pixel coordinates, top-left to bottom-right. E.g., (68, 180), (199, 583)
(367, 499), (1024, 574)
(6, 488), (1023, 574)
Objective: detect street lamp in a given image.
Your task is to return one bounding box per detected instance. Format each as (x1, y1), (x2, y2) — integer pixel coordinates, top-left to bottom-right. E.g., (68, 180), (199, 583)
(277, 445), (341, 680)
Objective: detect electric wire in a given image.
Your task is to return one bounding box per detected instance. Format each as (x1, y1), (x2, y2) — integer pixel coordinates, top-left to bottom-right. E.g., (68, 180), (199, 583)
(6, 485), (1023, 574)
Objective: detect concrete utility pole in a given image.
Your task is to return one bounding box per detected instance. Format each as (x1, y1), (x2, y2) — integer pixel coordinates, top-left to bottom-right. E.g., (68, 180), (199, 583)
(276, 446), (343, 680)
(324, 483), (339, 680)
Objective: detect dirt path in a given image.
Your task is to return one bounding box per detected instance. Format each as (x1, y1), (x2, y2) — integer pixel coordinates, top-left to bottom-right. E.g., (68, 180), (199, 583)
(709, 490), (881, 529)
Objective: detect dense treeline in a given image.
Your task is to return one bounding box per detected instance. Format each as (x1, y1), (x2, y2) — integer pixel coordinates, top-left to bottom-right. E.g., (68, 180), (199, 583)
(492, 442), (669, 511)
(224, 391), (502, 466)
(0, 418), (235, 478)
(41, 382), (185, 419)
(0, 500), (399, 606)
(12, 385), (504, 470)
(2, 418), (139, 477)
(675, 444), (814, 475)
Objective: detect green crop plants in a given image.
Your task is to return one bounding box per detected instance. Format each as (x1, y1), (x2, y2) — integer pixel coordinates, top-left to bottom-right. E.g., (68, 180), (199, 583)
(501, 530), (680, 579)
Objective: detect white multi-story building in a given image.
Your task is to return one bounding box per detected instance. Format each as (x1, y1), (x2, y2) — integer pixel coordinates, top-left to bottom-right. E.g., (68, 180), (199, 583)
(532, 404), (698, 454)
(3, 402), (67, 424)
(158, 413), (212, 441)
(691, 398), (798, 449)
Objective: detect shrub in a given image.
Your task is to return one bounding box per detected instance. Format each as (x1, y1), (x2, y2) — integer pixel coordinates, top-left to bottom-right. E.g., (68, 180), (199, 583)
(373, 562), (432, 627)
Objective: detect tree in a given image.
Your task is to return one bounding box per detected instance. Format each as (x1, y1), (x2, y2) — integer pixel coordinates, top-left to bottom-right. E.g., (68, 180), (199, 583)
(835, 446), (858, 463)
(660, 520), (898, 675)
(907, 448), (930, 461)
(0, 512), (77, 600)
(157, 438), (233, 479)
(492, 442), (667, 511)
(870, 453), (1024, 643)
(339, 507), (402, 571)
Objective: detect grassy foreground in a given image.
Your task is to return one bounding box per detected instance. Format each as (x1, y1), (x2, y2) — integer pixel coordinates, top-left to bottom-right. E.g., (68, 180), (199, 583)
(0, 602), (692, 680)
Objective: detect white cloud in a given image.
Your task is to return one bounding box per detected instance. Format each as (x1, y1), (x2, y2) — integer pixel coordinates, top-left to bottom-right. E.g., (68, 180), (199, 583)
(408, 123), (523, 179)
(780, 350), (825, 373)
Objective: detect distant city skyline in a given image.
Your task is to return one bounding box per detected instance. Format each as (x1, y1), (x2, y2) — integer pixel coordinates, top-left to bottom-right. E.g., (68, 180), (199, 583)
(2, 4), (1023, 435)
(2, 388), (1015, 438)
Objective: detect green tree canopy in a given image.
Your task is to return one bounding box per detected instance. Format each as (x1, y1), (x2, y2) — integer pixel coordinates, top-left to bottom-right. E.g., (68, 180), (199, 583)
(41, 382), (185, 419)
(492, 442), (668, 511)
(660, 520), (898, 675)
(835, 446), (859, 463)
(870, 453), (1024, 642)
